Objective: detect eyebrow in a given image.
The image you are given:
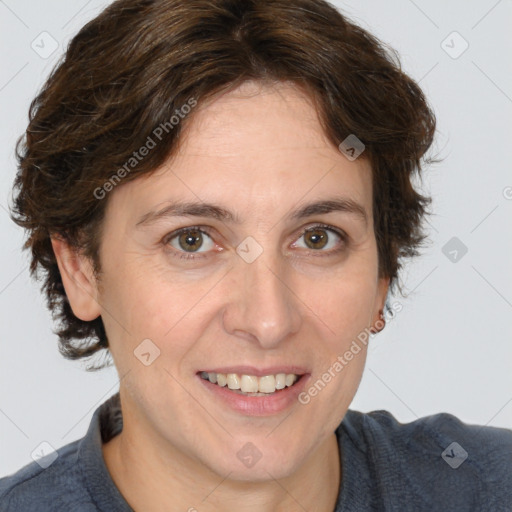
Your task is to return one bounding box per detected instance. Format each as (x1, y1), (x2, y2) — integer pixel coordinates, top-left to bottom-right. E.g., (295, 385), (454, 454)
(135, 197), (368, 228)
(290, 198), (368, 226)
(136, 202), (237, 227)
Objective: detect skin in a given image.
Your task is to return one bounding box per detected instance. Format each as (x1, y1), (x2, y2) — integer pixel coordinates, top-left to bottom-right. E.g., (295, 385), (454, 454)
(52, 80), (389, 512)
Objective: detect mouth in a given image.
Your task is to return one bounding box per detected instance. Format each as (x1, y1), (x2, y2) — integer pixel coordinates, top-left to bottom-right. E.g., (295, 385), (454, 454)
(198, 371), (304, 396)
(196, 367), (309, 416)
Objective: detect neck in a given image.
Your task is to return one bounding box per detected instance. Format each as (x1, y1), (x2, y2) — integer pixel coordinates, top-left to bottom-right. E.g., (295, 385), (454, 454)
(102, 400), (341, 512)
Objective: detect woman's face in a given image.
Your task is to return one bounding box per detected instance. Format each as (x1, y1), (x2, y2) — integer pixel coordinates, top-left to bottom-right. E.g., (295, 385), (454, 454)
(92, 81), (388, 480)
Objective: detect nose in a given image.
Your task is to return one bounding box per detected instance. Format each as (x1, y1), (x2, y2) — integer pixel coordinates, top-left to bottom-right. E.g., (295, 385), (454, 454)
(222, 255), (303, 349)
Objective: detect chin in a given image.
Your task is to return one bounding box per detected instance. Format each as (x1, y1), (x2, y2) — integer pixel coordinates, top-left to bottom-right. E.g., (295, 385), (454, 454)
(201, 438), (308, 482)
(219, 459), (300, 483)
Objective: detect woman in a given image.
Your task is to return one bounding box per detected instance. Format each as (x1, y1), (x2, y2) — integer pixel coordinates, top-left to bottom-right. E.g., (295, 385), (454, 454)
(1, 0), (510, 510)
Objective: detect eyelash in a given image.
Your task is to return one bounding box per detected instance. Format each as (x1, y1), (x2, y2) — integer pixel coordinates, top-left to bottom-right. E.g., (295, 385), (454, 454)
(163, 224), (348, 261)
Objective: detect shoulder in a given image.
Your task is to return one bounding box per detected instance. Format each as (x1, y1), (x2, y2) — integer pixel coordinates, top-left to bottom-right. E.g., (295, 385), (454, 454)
(0, 439), (95, 511)
(342, 408), (512, 458)
(338, 409), (512, 509)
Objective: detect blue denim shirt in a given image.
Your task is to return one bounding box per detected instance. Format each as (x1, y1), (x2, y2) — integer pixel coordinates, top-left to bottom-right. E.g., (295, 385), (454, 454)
(1, 393), (511, 511)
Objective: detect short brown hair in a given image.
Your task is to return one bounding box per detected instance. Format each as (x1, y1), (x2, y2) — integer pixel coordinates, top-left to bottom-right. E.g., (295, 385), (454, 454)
(10, 0), (436, 369)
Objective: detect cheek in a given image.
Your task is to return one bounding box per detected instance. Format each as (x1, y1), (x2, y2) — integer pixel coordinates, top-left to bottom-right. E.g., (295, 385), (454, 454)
(304, 266), (378, 340)
(298, 273), (374, 432)
(307, 282), (372, 383)
(98, 260), (220, 362)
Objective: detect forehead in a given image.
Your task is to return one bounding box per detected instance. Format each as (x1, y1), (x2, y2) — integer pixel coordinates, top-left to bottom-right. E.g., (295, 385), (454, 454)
(174, 80), (366, 168)
(107, 81), (373, 225)
(182, 81), (325, 153)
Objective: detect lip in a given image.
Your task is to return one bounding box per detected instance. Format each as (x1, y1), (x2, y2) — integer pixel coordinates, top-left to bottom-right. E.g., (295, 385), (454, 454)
(198, 366), (308, 377)
(197, 371), (310, 417)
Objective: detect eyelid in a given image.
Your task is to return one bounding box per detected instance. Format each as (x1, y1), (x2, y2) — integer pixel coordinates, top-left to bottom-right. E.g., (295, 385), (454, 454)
(162, 225), (218, 260)
(163, 223), (348, 260)
(290, 223), (348, 252)
(294, 223), (347, 240)
(163, 225), (215, 244)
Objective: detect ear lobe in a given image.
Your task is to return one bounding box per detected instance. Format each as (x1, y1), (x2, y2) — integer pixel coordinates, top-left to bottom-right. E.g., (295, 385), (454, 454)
(51, 237), (102, 321)
(370, 276), (391, 333)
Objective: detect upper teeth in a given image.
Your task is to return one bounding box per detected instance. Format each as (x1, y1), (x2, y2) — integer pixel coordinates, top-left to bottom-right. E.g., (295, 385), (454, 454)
(201, 372), (299, 393)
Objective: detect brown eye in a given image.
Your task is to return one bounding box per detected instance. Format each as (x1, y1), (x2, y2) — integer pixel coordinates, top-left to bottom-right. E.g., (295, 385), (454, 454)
(178, 230), (203, 251)
(168, 229), (214, 253)
(304, 228), (328, 249)
(293, 226), (345, 253)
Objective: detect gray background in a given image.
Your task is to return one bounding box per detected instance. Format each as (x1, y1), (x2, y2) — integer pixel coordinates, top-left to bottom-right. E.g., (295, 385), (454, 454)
(1, 0), (511, 477)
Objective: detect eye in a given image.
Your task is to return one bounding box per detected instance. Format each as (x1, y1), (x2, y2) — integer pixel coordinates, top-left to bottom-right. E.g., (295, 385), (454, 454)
(166, 228), (215, 253)
(293, 225), (346, 252)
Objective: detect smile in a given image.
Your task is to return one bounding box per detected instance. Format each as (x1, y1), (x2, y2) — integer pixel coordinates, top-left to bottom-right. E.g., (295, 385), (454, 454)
(200, 371), (300, 395)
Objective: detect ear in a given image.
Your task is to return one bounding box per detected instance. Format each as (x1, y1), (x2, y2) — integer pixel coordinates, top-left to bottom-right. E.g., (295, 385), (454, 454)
(370, 276), (391, 333)
(51, 237), (102, 321)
